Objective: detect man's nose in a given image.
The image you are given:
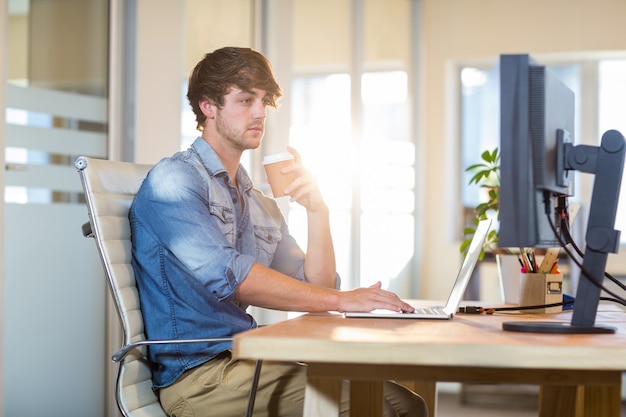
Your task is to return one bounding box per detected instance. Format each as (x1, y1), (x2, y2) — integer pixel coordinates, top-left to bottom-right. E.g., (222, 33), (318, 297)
(253, 101), (266, 119)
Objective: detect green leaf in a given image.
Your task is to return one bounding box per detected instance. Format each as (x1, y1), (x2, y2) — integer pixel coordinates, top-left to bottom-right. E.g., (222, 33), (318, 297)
(465, 163), (486, 172)
(460, 146), (501, 257)
(459, 238), (472, 254)
(463, 227), (476, 236)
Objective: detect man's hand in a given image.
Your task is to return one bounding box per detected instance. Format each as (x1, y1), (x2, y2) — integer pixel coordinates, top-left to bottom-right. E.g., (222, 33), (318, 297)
(282, 147), (327, 212)
(336, 281), (416, 313)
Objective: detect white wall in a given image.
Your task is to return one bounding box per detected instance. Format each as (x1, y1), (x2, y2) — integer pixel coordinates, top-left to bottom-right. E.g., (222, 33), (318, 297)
(133, 0), (184, 164)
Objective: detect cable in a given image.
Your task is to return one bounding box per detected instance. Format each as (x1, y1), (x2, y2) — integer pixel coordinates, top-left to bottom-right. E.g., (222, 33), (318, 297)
(460, 193), (626, 316)
(545, 192), (626, 304)
(489, 299), (574, 312)
(557, 205), (626, 292)
(458, 296), (626, 315)
(457, 193), (626, 317)
(458, 302), (572, 314)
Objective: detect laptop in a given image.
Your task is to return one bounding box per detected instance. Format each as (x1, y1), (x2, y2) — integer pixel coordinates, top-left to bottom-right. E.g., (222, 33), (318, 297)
(344, 219), (492, 319)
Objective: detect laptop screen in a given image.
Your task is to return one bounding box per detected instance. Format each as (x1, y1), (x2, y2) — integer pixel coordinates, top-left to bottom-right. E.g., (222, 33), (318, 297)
(443, 219), (492, 314)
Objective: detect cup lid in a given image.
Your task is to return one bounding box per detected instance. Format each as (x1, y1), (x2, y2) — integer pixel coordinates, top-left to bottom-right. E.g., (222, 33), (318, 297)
(263, 152), (294, 165)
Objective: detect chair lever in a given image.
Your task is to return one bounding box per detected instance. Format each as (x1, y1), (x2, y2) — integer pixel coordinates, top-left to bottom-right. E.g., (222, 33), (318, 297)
(81, 221), (94, 238)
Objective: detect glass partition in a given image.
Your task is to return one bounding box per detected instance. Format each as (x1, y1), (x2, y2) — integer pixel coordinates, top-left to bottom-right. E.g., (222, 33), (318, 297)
(4, 0), (109, 415)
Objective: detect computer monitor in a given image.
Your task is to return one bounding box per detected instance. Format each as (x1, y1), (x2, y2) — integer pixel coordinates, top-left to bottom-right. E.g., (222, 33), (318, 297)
(499, 54), (574, 249)
(498, 54), (626, 334)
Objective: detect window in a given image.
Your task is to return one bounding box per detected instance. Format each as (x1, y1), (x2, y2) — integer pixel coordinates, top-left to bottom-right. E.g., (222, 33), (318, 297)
(180, 69), (416, 291)
(290, 71), (415, 290)
(461, 58), (626, 245)
(599, 60), (626, 238)
(178, 0), (418, 294)
(460, 66), (499, 210)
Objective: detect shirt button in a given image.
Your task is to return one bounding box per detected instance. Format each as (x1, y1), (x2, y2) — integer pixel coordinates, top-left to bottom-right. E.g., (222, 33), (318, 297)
(232, 197), (237, 204)
(237, 232), (243, 239)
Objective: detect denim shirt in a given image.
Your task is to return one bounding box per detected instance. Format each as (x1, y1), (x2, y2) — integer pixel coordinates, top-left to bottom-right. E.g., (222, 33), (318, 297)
(129, 138), (333, 389)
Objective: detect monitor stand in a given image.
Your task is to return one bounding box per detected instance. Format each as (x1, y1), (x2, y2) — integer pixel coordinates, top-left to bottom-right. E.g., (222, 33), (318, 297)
(502, 321), (615, 334)
(503, 129), (625, 334)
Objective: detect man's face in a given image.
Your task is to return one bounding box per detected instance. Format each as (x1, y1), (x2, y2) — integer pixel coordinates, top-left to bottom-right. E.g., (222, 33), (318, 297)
(214, 86), (271, 152)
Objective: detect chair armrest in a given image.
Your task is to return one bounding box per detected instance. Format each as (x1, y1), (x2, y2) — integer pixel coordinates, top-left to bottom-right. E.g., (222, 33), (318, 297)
(112, 337), (234, 362)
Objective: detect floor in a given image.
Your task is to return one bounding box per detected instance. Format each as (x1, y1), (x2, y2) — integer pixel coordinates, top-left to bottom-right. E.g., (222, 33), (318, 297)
(437, 392), (537, 417)
(435, 386), (626, 417)
(436, 384), (538, 417)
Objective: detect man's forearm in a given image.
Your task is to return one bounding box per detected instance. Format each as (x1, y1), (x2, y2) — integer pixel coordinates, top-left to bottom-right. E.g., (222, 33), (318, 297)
(236, 263), (340, 311)
(303, 206), (337, 288)
(235, 263), (415, 314)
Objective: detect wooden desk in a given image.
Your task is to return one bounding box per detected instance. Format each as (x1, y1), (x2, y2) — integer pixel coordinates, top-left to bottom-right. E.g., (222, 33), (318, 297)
(233, 307), (626, 417)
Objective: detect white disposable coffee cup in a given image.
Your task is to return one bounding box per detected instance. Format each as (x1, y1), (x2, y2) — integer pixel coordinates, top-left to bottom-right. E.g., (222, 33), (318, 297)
(263, 152), (295, 197)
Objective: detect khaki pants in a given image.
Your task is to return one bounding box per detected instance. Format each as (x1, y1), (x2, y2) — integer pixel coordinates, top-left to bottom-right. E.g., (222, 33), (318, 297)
(159, 351), (427, 417)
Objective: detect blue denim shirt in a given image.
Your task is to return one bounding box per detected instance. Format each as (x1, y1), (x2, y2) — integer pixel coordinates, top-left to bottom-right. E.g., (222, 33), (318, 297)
(129, 138), (330, 389)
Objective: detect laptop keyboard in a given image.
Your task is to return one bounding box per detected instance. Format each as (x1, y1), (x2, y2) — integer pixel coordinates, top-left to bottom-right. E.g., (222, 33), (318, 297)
(408, 307), (446, 316)
(414, 307), (440, 314)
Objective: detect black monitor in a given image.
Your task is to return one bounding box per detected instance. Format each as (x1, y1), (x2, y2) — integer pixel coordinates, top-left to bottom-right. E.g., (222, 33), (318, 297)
(498, 54), (626, 334)
(499, 54), (574, 249)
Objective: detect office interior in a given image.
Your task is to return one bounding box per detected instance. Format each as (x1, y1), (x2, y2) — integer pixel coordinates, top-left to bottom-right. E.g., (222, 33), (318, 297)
(1, 0), (626, 415)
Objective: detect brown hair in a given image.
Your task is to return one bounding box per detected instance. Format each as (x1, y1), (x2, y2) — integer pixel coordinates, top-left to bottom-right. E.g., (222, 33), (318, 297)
(187, 47), (282, 130)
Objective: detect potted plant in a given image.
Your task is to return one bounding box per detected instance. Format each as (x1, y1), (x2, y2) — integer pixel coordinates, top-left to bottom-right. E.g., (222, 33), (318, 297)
(460, 147), (500, 259)
(461, 147), (536, 305)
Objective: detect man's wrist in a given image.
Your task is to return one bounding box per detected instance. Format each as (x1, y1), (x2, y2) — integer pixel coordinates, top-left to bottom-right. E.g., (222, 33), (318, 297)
(306, 200), (329, 216)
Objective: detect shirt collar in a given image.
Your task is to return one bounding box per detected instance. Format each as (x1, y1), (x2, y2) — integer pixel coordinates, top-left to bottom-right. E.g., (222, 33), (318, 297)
(191, 137), (254, 192)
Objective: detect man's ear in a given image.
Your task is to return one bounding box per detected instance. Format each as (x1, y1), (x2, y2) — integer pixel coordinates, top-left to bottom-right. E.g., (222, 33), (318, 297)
(199, 98), (216, 119)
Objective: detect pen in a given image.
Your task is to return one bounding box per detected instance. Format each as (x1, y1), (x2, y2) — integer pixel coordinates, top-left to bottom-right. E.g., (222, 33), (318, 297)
(519, 248), (530, 272)
(529, 250), (537, 272)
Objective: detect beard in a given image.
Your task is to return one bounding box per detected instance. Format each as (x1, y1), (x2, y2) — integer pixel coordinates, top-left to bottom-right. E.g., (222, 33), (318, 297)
(215, 111), (264, 152)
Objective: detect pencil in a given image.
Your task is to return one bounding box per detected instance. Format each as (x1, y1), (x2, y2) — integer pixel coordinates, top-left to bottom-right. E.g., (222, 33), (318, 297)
(519, 248), (530, 273)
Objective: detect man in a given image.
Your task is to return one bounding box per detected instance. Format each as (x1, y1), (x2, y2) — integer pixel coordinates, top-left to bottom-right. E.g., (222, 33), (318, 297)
(130, 46), (427, 417)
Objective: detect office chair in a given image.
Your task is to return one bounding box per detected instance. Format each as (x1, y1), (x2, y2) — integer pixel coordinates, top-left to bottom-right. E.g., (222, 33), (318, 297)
(75, 156), (261, 417)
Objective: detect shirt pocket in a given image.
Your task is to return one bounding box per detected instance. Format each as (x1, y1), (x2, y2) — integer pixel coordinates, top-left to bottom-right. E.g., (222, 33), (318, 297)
(209, 203), (235, 244)
(253, 225), (281, 266)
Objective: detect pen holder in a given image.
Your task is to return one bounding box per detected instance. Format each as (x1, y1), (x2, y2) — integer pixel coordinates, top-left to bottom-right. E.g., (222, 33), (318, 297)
(519, 273), (563, 314)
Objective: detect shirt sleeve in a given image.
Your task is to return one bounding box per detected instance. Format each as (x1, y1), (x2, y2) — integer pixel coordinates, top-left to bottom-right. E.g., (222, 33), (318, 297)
(132, 159), (256, 301)
(268, 208), (342, 289)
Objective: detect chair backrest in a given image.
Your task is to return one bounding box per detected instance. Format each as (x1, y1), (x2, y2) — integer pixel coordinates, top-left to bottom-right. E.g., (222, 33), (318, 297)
(75, 156), (167, 417)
